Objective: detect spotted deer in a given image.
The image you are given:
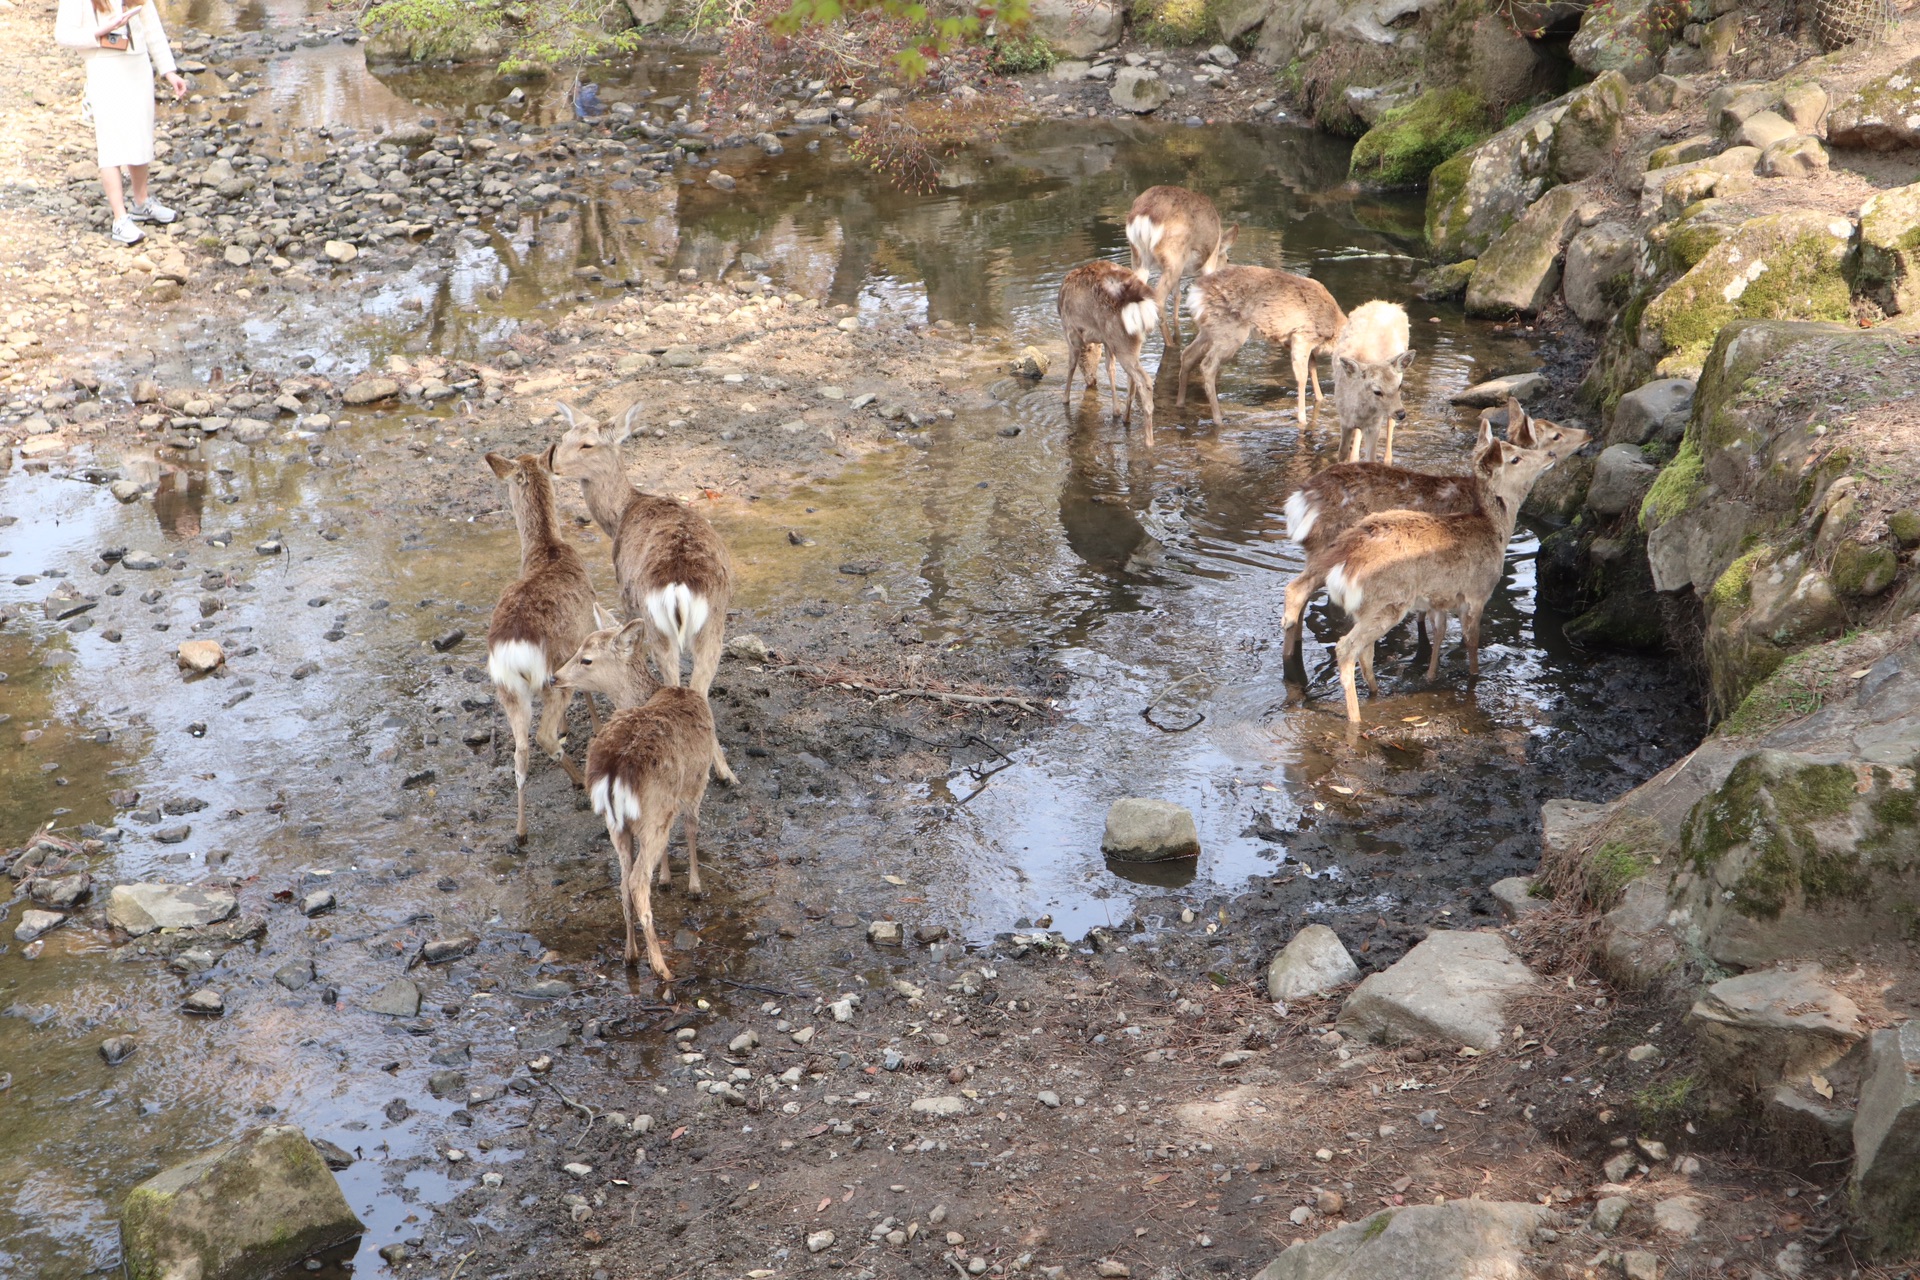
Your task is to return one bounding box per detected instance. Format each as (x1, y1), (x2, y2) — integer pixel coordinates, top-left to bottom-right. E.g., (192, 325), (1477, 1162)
(1279, 399), (1590, 658)
(549, 401), (736, 784)
(1126, 185), (1236, 346)
(1059, 261), (1160, 442)
(484, 450), (599, 843)
(553, 606), (711, 981)
(1177, 264), (1346, 425)
(1317, 436), (1567, 722)
(1332, 301), (1414, 464)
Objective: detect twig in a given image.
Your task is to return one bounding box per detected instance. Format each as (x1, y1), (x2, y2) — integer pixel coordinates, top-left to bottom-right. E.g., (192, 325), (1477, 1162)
(1141, 706), (1205, 733)
(447, 1249), (478, 1280)
(720, 977), (802, 998)
(543, 1080), (600, 1133)
(773, 661), (1046, 714)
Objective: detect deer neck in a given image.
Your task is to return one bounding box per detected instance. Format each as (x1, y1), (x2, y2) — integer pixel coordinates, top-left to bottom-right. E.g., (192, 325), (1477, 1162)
(515, 472), (566, 573)
(577, 450), (635, 539)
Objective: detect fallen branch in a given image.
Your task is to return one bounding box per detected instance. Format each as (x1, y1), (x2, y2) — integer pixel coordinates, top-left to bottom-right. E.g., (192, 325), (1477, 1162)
(771, 660), (1049, 716)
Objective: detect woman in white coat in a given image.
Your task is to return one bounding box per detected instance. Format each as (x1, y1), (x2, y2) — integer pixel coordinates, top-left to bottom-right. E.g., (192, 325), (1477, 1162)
(54, 0), (189, 245)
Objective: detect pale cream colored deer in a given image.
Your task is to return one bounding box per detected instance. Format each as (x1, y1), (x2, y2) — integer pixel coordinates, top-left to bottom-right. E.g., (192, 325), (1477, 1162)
(1177, 264), (1346, 425)
(1126, 185), (1235, 346)
(484, 450), (600, 843)
(549, 401), (736, 785)
(1317, 436), (1567, 722)
(553, 606), (713, 982)
(1058, 261), (1160, 443)
(1279, 399), (1590, 658)
(1331, 301), (1413, 464)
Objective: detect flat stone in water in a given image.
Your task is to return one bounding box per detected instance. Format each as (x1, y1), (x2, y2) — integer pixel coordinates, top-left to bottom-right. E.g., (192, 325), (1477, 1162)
(367, 978), (421, 1017)
(275, 959), (315, 990)
(519, 979), (571, 999)
(108, 883), (238, 936)
(100, 1036), (137, 1065)
(184, 988), (226, 1015)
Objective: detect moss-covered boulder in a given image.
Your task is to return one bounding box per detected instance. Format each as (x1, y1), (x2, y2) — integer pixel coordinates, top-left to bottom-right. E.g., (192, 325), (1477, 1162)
(1563, 220), (1639, 324)
(1569, 0), (1668, 81)
(121, 1124), (364, 1280)
(1858, 182), (1920, 316)
(1638, 211), (1856, 376)
(1832, 538), (1900, 597)
(1464, 184), (1585, 316)
(1425, 72), (1629, 260)
(1827, 54), (1920, 151)
(1675, 749), (1920, 968)
(1349, 87), (1491, 188)
(1415, 257), (1477, 300)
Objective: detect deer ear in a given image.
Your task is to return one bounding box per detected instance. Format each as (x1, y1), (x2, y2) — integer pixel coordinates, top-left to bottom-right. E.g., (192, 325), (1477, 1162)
(593, 602), (621, 631)
(554, 401), (579, 429)
(1219, 224), (1238, 254)
(610, 404), (639, 446)
(1475, 414), (1495, 451)
(485, 452), (515, 479)
(616, 617), (650, 648)
(1392, 348), (1415, 372)
(1337, 356), (1360, 379)
(543, 443), (559, 472)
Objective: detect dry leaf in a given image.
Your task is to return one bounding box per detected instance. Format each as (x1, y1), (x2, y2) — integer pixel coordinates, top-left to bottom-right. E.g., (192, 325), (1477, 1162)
(882, 875), (906, 886)
(817, 1197), (832, 1213)
(1811, 1074), (1833, 1099)
(1329, 785), (1355, 796)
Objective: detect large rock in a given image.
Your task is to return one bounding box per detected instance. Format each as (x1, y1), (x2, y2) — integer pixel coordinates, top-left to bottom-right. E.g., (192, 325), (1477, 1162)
(1569, 0), (1661, 81)
(1853, 1022), (1920, 1257)
(342, 376), (399, 405)
(1586, 444), (1659, 517)
(1253, 1200), (1558, 1280)
(1827, 55), (1920, 151)
(1349, 87), (1492, 188)
(1639, 211), (1856, 375)
(1109, 67), (1168, 114)
(121, 1124), (364, 1280)
(1609, 377), (1694, 446)
(1563, 220), (1638, 324)
(1858, 182), (1920, 315)
(1101, 798), (1198, 860)
(108, 884), (238, 937)
(1676, 749), (1920, 968)
(1337, 931), (1536, 1050)
(1690, 965), (1864, 1096)
(1465, 184), (1585, 316)
(1427, 72), (1627, 260)
(1029, 0), (1124, 58)
(1601, 875), (1683, 988)
(1759, 134), (1829, 179)
(1266, 924), (1361, 1001)
(1246, 0), (1448, 67)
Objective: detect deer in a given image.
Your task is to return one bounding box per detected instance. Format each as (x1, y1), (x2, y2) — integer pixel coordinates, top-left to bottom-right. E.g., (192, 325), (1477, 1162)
(548, 401), (736, 785)
(552, 606), (712, 981)
(1059, 261), (1160, 443)
(1316, 434), (1568, 723)
(1331, 300), (1414, 464)
(1176, 264), (1346, 425)
(1126, 185), (1236, 347)
(1279, 398), (1590, 658)
(484, 450), (600, 843)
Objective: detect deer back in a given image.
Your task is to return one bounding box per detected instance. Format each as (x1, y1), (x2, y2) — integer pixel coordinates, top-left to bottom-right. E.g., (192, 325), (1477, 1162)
(485, 452), (595, 668)
(1060, 261), (1158, 347)
(614, 492), (733, 613)
(586, 686), (716, 815)
(1285, 462), (1484, 554)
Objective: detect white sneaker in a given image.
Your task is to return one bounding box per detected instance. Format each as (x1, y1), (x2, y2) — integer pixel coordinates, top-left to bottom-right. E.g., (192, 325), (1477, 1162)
(130, 199), (177, 224)
(111, 217), (144, 245)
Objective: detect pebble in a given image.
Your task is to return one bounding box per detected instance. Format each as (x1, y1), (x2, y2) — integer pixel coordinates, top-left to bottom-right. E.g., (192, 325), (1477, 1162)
(1289, 1205), (1312, 1225)
(100, 1036), (136, 1065)
(300, 889), (335, 917)
(275, 959), (315, 991)
(14, 910), (64, 943)
(1037, 1090), (1060, 1107)
(866, 919), (902, 946)
(1096, 1263), (1129, 1278)
(176, 640), (225, 672)
(1316, 1189), (1344, 1214)
(183, 988), (225, 1015)
(806, 1230), (835, 1253)
(563, 1162), (593, 1177)
(1626, 1043), (1658, 1062)
(929, 1204), (948, 1224)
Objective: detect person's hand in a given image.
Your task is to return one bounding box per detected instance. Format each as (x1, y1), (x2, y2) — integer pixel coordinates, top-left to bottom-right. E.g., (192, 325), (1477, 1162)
(167, 72), (188, 99)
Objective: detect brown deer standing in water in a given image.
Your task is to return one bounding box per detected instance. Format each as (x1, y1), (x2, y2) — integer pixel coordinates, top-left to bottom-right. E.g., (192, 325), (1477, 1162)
(1125, 185), (1235, 347)
(1177, 264), (1346, 425)
(484, 450), (599, 843)
(1331, 301), (1414, 464)
(548, 401), (736, 784)
(1058, 261), (1160, 442)
(553, 606), (714, 982)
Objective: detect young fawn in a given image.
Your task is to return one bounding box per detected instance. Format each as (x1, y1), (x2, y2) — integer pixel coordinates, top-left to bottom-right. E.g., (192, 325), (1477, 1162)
(1331, 301), (1414, 464)
(1319, 436), (1566, 722)
(553, 607), (712, 981)
(1177, 264), (1346, 425)
(484, 450), (599, 843)
(549, 401), (737, 784)
(1126, 185), (1235, 346)
(1059, 261), (1160, 442)
(1279, 398), (1590, 657)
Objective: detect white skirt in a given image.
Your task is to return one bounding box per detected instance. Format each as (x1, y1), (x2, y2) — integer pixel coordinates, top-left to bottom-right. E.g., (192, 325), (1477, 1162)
(84, 50), (157, 169)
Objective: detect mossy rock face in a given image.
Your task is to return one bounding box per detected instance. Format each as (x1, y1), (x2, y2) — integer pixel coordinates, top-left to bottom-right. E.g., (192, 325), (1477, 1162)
(1464, 184), (1585, 316)
(1832, 538), (1900, 598)
(1565, 590), (1669, 650)
(1424, 73), (1629, 261)
(1647, 200), (1742, 278)
(1415, 257), (1477, 300)
(1827, 55), (1920, 152)
(1890, 510), (1920, 549)
(1569, 0), (1663, 81)
(121, 1125), (364, 1280)
(1639, 211), (1857, 377)
(1857, 182), (1920, 317)
(1349, 87), (1492, 189)
(1676, 748), (1920, 968)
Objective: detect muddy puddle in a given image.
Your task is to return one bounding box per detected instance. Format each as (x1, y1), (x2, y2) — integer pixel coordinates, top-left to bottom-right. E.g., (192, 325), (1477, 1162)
(2, 11), (1702, 1276)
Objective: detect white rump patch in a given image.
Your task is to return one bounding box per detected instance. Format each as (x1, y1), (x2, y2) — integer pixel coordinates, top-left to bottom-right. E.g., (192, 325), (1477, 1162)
(1186, 284), (1207, 325)
(644, 584), (712, 662)
(1326, 563), (1362, 612)
(1282, 490), (1318, 544)
(589, 774), (643, 829)
(1120, 298), (1159, 338)
(488, 639), (548, 699)
(1126, 214), (1164, 262)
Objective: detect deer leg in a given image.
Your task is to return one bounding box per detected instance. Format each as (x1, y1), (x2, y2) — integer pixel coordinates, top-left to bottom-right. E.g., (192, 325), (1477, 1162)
(499, 683), (534, 843)
(608, 820), (639, 964)
(1104, 348), (1120, 421)
(1310, 354), (1325, 409)
(1290, 333), (1314, 423)
(686, 625), (736, 786)
(634, 811), (676, 981)
(1463, 603), (1484, 677)
(1062, 334), (1080, 411)
(1176, 331), (1208, 407)
(1165, 267), (1184, 346)
(1281, 570), (1320, 660)
(648, 623), (683, 688)
(536, 688), (585, 788)
(1425, 609), (1448, 681)
(1121, 346), (1154, 446)
(1383, 417), (1395, 467)
(683, 775), (712, 898)
(1335, 632), (1365, 724)
(1359, 638), (1381, 697)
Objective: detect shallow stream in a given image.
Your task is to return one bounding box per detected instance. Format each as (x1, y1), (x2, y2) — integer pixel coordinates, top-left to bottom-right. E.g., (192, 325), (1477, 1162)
(0, 10), (1700, 1275)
